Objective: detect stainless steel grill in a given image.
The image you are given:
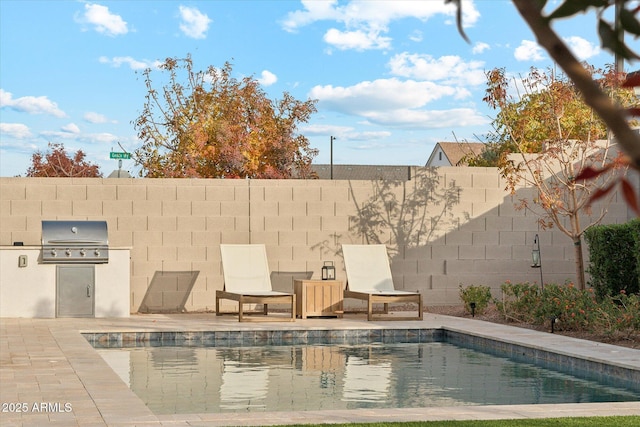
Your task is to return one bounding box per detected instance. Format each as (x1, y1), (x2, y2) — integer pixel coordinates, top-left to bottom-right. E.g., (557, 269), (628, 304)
(41, 220), (109, 264)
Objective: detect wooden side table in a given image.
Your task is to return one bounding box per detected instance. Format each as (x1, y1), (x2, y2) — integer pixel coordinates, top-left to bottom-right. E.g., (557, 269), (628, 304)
(294, 279), (343, 319)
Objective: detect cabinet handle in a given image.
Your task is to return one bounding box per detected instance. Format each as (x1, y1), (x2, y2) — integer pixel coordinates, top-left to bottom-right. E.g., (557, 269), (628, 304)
(87, 285), (91, 298)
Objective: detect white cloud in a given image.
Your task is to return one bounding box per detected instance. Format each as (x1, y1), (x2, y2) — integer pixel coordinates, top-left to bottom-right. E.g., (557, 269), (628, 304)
(0, 89), (66, 118)
(0, 123), (32, 139)
(300, 123), (354, 135)
(345, 141), (392, 152)
(84, 112), (108, 124)
(308, 78), (485, 129)
(283, 0), (479, 31)
(362, 108), (488, 129)
(310, 78), (460, 112)
(514, 40), (546, 61)
(40, 130), (118, 145)
(282, 0), (480, 51)
(281, 0), (341, 32)
(345, 130), (392, 140)
(75, 3), (128, 37)
(388, 53), (486, 86)
(257, 70), (278, 86)
(409, 30), (423, 43)
(454, 0), (481, 28)
(472, 42), (490, 54)
(178, 5), (212, 39)
(61, 123), (80, 134)
(301, 123), (392, 141)
(324, 28), (391, 51)
(99, 56), (158, 70)
(564, 36), (600, 60)
(0, 89), (10, 106)
(40, 130), (76, 140)
(81, 132), (119, 144)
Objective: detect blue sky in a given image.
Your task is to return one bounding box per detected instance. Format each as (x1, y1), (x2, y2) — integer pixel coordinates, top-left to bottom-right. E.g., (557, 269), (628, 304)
(0, 0), (636, 177)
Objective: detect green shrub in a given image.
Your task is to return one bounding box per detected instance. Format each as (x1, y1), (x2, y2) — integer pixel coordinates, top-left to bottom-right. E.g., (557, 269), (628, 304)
(605, 291), (640, 334)
(459, 284), (492, 315)
(496, 281), (541, 323)
(584, 219), (640, 299)
(497, 280), (640, 335)
(537, 283), (600, 331)
(633, 221), (640, 291)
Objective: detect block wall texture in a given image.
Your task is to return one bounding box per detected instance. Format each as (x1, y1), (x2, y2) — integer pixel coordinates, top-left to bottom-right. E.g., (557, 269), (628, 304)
(0, 167), (635, 313)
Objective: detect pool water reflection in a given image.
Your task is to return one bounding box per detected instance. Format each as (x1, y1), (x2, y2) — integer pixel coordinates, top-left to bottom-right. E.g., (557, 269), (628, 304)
(97, 342), (640, 415)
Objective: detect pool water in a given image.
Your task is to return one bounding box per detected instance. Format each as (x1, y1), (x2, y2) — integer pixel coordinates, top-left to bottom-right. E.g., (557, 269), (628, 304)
(96, 342), (640, 414)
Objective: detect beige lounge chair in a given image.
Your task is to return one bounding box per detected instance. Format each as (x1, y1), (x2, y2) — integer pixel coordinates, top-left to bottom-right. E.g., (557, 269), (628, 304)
(216, 244), (295, 322)
(342, 244), (423, 321)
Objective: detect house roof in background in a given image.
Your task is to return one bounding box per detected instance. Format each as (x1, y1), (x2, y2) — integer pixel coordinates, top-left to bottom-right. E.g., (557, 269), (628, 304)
(311, 164), (414, 180)
(431, 142), (486, 166)
(310, 142), (488, 180)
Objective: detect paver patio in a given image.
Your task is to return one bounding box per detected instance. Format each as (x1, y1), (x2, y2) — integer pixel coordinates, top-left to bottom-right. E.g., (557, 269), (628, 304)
(1, 312), (639, 426)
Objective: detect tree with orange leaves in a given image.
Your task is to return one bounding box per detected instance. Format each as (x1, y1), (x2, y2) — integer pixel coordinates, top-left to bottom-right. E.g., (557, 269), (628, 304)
(26, 142), (102, 177)
(447, 0), (640, 289)
(448, 0), (640, 172)
(133, 55), (318, 178)
(481, 65), (636, 290)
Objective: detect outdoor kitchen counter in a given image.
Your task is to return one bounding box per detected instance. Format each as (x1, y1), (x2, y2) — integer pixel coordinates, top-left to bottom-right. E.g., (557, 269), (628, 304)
(0, 246), (131, 318)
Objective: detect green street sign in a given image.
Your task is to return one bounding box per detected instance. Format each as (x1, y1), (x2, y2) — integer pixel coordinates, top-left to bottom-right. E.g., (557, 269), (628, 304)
(110, 152), (131, 159)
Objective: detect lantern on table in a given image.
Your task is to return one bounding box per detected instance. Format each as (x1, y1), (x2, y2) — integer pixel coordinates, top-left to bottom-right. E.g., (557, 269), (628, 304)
(321, 261), (335, 280)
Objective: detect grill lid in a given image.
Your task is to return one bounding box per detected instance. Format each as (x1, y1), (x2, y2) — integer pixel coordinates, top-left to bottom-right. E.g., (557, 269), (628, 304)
(42, 220), (109, 263)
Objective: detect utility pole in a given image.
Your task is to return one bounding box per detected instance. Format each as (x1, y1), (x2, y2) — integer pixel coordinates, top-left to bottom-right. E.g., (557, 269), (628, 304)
(330, 136), (336, 180)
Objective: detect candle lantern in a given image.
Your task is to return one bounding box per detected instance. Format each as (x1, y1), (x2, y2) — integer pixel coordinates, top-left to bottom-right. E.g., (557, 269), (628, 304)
(321, 261), (336, 280)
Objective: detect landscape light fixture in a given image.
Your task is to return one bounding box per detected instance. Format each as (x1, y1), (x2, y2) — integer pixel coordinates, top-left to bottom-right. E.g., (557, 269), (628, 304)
(469, 302), (476, 318)
(531, 234), (544, 290)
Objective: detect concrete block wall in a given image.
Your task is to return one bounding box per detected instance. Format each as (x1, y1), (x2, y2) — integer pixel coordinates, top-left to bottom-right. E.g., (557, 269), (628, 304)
(0, 167), (634, 314)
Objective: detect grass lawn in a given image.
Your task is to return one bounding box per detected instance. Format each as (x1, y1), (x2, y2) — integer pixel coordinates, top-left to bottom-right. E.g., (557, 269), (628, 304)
(286, 416), (640, 427)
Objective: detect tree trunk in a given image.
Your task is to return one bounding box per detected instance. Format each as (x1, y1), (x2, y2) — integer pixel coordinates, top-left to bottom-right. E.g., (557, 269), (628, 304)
(574, 237), (586, 290)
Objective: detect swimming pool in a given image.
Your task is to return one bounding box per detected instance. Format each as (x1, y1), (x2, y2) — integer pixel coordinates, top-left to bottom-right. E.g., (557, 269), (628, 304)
(87, 329), (640, 415)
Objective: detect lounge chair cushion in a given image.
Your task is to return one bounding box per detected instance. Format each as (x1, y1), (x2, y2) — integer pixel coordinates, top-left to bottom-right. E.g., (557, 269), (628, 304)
(343, 244), (398, 292)
(217, 244), (296, 322)
(342, 244), (423, 321)
(221, 244), (273, 293)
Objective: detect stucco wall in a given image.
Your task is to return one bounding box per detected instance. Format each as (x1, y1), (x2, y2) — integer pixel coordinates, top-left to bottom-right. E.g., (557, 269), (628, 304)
(0, 167), (634, 314)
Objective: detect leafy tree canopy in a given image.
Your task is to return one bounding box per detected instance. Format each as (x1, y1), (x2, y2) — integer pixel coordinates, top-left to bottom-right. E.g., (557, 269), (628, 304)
(450, 0), (640, 172)
(26, 142), (102, 177)
(133, 55), (318, 178)
(466, 64), (637, 167)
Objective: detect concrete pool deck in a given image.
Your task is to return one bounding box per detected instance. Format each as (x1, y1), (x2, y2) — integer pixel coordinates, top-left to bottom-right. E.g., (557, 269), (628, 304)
(1, 312), (639, 426)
